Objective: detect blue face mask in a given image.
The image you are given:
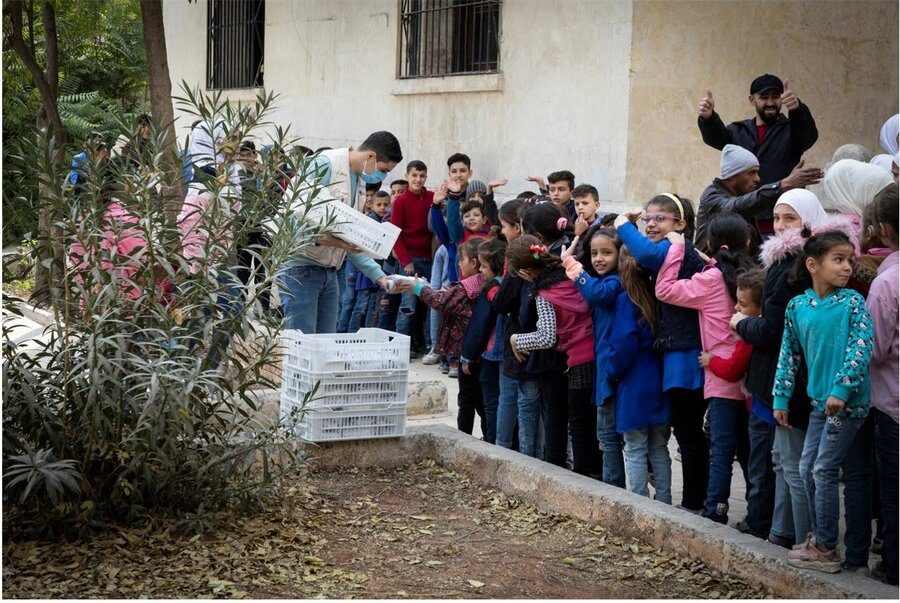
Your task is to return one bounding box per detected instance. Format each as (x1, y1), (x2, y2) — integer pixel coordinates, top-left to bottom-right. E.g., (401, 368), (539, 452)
(360, 156), (386, 184)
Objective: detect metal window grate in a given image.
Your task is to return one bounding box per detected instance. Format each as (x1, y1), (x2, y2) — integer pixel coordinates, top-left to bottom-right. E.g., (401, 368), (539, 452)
(207, 0), (265, 90)
(398, 0), (501, 79)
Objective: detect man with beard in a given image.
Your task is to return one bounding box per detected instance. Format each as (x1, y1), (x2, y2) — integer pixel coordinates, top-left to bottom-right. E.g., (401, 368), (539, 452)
(697, 74), (818, 237)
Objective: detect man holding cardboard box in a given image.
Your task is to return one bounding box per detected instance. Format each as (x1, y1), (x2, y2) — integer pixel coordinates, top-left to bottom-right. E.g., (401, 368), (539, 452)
(278, 131), (403, 334)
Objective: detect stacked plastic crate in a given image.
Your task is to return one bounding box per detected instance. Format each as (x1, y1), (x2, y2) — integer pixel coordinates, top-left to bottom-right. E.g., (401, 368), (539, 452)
(280, 328), (411, 442)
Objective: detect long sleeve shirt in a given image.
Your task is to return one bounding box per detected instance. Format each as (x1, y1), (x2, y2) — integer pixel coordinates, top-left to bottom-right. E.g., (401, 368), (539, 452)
(655, 242), (744, 400)
(772, 288), (874, 418)
(865, 251), (899, 422)
(514, 295), (557, 351)
(708, 339), (753, 383)
(390, 188), (434, 266)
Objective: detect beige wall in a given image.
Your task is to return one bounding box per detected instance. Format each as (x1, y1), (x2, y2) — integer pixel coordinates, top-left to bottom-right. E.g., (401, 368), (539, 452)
(625, 0), (899, 209)
(164, 0), (635, 202)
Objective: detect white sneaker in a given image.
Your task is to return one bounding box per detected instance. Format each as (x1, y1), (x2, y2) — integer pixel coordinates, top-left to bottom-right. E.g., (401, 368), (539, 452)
(422, 350), (441, 365)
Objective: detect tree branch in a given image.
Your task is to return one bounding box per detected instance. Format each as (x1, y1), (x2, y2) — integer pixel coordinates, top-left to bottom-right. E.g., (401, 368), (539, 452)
(42, 0), (58, 99)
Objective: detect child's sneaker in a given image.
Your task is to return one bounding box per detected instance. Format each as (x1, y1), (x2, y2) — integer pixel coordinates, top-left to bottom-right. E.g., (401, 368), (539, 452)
(787, 543), (841, 573)
(794, 532), (816, 550)
(422, 348), (441, 365)
(439, 361), (450, 374)
(767, 533), (793, 550)
(448, 362), (459, 378)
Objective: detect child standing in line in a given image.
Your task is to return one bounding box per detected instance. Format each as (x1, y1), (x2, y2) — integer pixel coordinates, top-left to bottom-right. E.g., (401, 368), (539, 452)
(699, 268), (765, 389)
(731, 190), (843, 547)
(507, 235), (597, 476)
(400, 238), (486, 436)
(562, 224), (624, 487)
(615, 194), (709, 513)
(348, 191), (391, 331)
(490, 199), (527, 450)
(865, 184), (899, 586)
(571, 184), (603, 238)
(774, 230), (874, 574)
(461, 237), (508, 444)
(607, 249), (671, 501)
(656, 212), (756, 525)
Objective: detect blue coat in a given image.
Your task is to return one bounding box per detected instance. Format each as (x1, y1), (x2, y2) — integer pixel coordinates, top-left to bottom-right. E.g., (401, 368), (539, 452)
(607, 291), (669, 433)
(572, 272), (622, 406)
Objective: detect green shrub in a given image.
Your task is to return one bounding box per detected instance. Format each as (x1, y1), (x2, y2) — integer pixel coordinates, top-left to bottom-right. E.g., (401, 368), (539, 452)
(2, 85), (337, 537)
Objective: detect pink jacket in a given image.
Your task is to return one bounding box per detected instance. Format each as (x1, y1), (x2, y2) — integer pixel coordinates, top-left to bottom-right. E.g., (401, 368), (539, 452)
(177, 191), (240, 274)
(655, 242), (743, 400)
(69, 202), (149, 300)
(539, 280), (595, 368)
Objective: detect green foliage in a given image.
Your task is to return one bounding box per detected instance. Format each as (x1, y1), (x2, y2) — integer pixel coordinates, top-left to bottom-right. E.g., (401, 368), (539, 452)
(2, 86), (336, 538)
(2, 0), (149, 245)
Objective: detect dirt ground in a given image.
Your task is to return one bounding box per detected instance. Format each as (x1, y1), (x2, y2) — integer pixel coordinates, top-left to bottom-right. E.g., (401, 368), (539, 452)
(3, 460), (774, 599)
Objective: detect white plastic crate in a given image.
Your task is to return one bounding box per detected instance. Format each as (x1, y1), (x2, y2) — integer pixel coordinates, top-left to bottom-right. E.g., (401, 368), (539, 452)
(305, 200), (401, 259)
(281, 370), (408, 411)
(289, 404), (407, 442)
(282, 328), (410, 375)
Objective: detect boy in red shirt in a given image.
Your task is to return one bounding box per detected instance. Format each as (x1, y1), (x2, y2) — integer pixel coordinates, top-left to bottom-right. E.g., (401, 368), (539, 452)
(390, 160), (434, 357)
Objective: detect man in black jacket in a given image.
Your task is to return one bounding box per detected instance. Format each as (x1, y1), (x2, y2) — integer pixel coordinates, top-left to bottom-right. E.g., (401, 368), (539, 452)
(697, 74), (819, 238)
(694, 144), (823, 252)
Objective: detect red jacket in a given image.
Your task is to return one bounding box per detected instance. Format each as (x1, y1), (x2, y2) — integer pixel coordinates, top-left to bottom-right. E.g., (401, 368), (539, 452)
(390, 188), (434, 266)
(419, 273), (484, 356)
(538, 280), (595, 368)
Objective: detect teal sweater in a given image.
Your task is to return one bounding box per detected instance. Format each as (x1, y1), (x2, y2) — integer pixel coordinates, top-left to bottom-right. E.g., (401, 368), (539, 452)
(772, 287), (874, 418)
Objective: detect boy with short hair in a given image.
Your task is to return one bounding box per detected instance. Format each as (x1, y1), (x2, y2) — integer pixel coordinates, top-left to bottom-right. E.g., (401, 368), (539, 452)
(527, 170), (577, 220)
(349, 191), (392, 331)
(389, 159), (435, 356)
(390, 179), (408, 203)
(571, 183), (602, 237)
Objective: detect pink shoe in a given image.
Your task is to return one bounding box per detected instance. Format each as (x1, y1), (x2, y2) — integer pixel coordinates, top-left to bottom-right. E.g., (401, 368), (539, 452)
(787, 543), (841, 573)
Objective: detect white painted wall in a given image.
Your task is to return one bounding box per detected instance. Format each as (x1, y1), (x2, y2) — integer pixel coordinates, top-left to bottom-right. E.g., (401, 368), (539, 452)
(163, 0), (634, 203)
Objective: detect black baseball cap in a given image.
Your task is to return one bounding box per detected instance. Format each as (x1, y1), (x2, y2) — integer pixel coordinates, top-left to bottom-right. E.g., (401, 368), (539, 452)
(750, 74), (784, 95)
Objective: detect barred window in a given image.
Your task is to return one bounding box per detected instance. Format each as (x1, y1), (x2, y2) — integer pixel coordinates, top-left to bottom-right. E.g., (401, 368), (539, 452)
(207, 0), (265, 90)
(398, 0), (501, 79)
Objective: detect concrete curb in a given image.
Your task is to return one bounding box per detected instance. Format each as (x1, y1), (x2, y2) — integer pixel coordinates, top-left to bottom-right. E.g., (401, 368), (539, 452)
(308, 425), (898, 600)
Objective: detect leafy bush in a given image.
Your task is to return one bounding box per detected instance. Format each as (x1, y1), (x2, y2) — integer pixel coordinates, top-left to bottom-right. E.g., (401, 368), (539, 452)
(2, 86), (335, 537)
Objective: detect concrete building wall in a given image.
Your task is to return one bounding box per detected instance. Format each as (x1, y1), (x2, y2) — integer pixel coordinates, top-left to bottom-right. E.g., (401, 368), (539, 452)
(625, 0), (899, 208)
(163, 0), (898, 210)
(164, 0), (634, 201)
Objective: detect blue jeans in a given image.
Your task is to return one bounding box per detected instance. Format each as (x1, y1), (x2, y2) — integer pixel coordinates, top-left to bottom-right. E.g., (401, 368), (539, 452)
(479, 360), (501, 444)
(800, 410), (864, 551)
(704, 397), (750, 523)
(495, 371), (518, 449)
(348, 288), (379, 332)
(875, 409), (899, 585)
(377, 258), (401, 332)
(517, 379), (542, 457)
(278, 264), (340, 334)
(623, 423), (671, 503)
(396, 256), (432, 347)
(770, 425), (810, 544)
(336, 262), (358, 333)
(745, 413), (776, 537)
(842, 413), (874, 566)
(597, 401), (626, 488)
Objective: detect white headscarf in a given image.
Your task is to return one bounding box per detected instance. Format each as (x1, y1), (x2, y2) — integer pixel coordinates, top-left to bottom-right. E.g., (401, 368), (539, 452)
(881, 114), (899, 155)
(830, 143), (873, 165)
(775, 189), (829, 229)
(822, 159), (893, 217)
(871, 154), (894, 173)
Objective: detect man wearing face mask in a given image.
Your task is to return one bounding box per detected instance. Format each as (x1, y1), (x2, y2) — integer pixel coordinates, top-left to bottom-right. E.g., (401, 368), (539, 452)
(697, 75), (819, 236)
(278, 131), (403, 334)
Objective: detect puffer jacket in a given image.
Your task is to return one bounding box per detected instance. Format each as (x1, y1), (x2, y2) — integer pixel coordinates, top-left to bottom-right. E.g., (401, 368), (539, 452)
(736, 216), (855, 429)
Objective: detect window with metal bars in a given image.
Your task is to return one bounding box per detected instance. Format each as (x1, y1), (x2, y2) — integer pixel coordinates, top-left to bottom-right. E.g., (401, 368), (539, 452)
(207, 0), (265, 90)
(398, 0), (501, 79)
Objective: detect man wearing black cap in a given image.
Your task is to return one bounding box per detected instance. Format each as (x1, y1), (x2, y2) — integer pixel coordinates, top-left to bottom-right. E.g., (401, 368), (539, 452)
(697, 74), (818, 236)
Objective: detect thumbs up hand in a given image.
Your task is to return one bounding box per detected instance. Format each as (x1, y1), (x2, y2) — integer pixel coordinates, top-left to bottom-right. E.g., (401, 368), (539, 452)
(781, 80), (800, 112)
(698, 89), (715, 119)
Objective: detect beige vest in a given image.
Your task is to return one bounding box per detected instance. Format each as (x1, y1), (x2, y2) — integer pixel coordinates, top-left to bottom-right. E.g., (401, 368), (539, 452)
(297, 147), (367, 268)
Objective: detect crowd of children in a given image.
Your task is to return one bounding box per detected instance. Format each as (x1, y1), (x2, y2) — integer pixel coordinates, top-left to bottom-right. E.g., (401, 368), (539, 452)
(330, 142), (898, 583)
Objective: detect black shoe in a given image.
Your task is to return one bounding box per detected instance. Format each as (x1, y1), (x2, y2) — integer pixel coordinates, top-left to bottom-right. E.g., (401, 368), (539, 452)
(768, 533), (793, 549)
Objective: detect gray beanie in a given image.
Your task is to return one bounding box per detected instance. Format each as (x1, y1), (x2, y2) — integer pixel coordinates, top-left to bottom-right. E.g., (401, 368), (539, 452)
(720, 144), (759, 180)
(468, 180), (487, 195)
